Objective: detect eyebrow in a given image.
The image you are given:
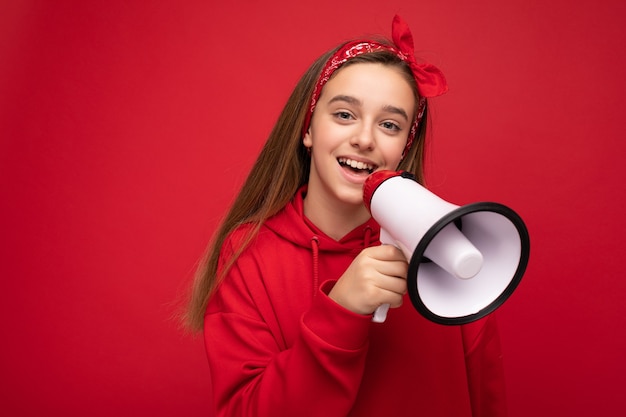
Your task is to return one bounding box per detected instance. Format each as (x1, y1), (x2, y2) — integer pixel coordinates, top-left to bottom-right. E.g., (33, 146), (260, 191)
(328, 95), (362, 106)
(382, 104), (409, 122)
(327, 95), (409, 121)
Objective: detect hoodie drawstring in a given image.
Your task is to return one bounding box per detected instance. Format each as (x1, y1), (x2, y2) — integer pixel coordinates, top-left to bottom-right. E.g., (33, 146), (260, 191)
(310, 226), (373, 296)
(311, 236), (320, 296)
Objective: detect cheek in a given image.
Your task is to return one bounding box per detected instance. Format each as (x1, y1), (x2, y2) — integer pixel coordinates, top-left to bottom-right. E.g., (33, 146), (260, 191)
(307, 122), (342, 150)
(390, 155), (404, 169)
(381, 139), (408, 167)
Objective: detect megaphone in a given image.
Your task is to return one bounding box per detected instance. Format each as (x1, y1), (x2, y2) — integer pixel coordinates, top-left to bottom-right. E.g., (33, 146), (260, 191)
(363, 170), (530, 325)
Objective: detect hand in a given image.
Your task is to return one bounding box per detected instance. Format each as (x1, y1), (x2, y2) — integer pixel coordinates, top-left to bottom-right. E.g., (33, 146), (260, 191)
(328, 245), (408, 316)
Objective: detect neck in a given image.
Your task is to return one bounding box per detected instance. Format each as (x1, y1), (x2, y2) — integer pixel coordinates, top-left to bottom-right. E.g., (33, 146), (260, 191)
(303, 193), (371, 241)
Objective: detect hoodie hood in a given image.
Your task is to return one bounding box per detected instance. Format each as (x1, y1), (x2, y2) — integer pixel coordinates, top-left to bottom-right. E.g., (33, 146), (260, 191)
(264, 186), (381, 254)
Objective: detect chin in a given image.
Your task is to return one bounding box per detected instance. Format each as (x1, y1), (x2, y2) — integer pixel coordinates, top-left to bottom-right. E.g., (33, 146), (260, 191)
(336, 185), (367, 208)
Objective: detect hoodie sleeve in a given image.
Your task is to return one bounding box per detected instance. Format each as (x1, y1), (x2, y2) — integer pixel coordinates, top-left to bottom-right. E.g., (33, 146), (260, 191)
(204, 235), (372, 417)
(462, 314), (508, 417)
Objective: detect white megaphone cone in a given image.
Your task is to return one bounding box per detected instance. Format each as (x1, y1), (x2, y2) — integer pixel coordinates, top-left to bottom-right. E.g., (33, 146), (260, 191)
(363, 170), (530, 325)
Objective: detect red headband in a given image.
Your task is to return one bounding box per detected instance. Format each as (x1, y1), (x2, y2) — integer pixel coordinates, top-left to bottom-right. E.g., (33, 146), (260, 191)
(302, 15), (448, 158)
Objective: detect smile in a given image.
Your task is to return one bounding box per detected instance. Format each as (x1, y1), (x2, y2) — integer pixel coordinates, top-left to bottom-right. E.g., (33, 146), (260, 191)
(338, 157), (376, 174)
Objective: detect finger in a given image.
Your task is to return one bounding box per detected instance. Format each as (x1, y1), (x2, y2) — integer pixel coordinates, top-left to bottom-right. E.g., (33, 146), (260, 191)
(367, 244), (408, 262)
(377, 288), (405, 309)
(372, 258), (408, 280)
(375, 273), (408, 295)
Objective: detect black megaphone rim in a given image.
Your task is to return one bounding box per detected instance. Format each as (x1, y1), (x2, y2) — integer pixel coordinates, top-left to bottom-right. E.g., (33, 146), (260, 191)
(406, 201), (530, 325)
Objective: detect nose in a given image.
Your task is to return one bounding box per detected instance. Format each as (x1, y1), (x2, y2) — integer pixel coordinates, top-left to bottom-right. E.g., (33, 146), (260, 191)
(350, 123), (375, 150)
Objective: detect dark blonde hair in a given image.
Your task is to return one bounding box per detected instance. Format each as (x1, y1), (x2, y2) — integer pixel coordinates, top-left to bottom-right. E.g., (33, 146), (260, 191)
(183, 42), (430, 332)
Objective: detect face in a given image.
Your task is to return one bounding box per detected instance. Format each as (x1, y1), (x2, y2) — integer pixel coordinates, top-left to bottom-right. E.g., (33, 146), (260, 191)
(303, 62), (416, 214)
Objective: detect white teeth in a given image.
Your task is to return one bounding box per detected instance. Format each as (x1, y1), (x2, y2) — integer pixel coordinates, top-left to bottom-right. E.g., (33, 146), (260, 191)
(338, 157), (375, 172)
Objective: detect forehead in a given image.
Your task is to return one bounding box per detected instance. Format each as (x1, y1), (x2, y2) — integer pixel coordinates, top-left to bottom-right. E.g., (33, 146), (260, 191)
(320, 63), (416, 107)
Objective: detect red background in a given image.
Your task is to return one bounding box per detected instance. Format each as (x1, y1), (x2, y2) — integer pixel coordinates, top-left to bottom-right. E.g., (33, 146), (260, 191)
(2, 1), (625, 415)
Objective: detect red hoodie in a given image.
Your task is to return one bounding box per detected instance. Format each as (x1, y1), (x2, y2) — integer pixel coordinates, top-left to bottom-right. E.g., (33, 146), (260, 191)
(204, 187), (507, 417)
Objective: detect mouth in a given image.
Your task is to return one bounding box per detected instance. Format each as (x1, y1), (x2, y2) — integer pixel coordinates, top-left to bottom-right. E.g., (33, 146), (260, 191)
(338, 157), (377, 175)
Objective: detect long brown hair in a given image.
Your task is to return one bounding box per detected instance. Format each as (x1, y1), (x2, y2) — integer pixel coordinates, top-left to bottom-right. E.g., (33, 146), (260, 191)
(183, 42), (431, 332)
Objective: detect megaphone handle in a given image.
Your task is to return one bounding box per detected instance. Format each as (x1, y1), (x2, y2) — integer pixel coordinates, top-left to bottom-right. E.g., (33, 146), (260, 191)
(372, 304), (390, 323)
(371, 228), (395, 323)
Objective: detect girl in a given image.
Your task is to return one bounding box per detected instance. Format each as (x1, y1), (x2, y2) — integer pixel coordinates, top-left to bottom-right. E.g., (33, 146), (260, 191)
(186, 15), (507, 417)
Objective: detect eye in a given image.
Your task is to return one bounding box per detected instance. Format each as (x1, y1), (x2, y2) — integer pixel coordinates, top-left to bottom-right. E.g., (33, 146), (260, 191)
(381, 121), (401, 131)
(333, 111), (354, 121)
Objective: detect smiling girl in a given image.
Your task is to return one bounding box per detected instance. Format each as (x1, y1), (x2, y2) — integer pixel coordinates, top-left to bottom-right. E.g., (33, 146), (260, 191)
(185, 15), (507, 417)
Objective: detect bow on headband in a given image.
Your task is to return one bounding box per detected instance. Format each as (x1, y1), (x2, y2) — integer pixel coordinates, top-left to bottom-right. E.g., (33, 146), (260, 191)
(303, 15), (448, 158)
(391, 15), (448, 98)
